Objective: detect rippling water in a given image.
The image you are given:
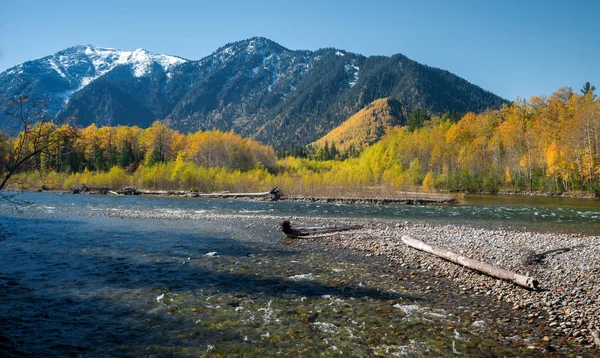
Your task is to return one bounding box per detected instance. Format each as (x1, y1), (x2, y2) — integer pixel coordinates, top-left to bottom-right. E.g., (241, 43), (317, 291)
(1, 192), (597, 356)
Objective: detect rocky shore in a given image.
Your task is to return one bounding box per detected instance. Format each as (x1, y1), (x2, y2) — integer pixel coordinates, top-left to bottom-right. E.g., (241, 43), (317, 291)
(106, 206), (600, 349)
(72, 186), (459, 205)
(280, 195), (457, 205)
(300, 219), (600, 348)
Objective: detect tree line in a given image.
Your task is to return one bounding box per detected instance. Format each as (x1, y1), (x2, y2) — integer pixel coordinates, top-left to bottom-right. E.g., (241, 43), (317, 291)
(2, 85), (599, 196)
(306, 86), (600, 194)
(0, 120), (277, 191)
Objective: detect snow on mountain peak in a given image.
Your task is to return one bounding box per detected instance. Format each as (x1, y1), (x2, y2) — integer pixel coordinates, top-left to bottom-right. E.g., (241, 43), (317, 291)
(49, 45), (187, 82)
(211, 37), (289, 64)
(28, 44), (190, 103)
(116, 48), (187, 77)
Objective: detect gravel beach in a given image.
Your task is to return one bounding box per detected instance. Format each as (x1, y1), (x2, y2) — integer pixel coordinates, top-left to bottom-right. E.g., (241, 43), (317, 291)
(108, 207), (600, 350)
(297, 218), (600, 349)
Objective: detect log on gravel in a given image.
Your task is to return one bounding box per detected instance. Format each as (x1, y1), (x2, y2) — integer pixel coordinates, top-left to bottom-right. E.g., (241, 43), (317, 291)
(137, 187), (284, 200)
(280, 219), (363, 238)
(195, 187), (282, 200)
(400, 235), (539, 290)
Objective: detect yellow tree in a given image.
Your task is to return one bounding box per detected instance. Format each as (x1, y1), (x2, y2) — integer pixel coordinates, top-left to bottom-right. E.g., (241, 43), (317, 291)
(77, 124), (99, 170)
(140, 121), (176, 165)
(96, 126), (118, 169)
(1, 79), (77, 192)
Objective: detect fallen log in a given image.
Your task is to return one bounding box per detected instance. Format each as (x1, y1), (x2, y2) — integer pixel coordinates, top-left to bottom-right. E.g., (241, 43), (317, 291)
(195, 192), (269, 198)
(280, 219), (363, 238)
(134, 187), (283, 200)
(118, 187), (141, 195)
(400, 235), (539, 290)
(194, 187), (282, 201)
(136, 189), (189, 195)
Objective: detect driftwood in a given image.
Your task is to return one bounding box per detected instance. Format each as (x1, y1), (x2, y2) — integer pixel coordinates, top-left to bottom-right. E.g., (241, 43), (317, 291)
(132, 187), (283, 200)
(137, 189), (186, 195)
(118, 187), (141, 195)
(280, 219), (363, 238)
(400, 235), (539, 290)
(69, 185), (106, 194)
(94, 187), (284, 200)
(193, 187), (282, 201)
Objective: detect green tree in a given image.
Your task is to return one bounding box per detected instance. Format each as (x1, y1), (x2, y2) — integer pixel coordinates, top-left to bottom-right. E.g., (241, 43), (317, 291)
(581, 82), (596, 96)
(407, 108), (429, 131)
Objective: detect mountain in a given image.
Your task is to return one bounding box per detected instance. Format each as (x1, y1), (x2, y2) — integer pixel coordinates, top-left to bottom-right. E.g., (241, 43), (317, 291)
(0, 45), (187, 133)
(311, 98), (404, 154)
(0, 37), (508, 149)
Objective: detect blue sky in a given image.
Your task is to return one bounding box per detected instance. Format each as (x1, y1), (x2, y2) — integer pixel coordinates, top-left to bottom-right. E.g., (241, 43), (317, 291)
(1, 0), (598, 100)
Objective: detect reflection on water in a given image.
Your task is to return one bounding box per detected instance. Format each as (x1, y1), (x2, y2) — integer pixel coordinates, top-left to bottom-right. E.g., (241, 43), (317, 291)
(0, 192), (596, 356)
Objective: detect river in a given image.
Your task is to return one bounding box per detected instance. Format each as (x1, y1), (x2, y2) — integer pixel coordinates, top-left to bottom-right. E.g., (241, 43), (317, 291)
(0, 192), (598, 356)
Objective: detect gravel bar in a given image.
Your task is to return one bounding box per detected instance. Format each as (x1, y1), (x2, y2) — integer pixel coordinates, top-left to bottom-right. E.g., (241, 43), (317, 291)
(107, 208), (600, 348)
(303, 219), (600, 348)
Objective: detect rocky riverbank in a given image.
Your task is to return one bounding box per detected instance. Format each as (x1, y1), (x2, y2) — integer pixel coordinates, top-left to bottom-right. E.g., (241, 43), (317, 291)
(296, 219), (600, 349)
(105, 206), (600, 350)
(280, 195), (457, 205)
(87, 187), (459, 205)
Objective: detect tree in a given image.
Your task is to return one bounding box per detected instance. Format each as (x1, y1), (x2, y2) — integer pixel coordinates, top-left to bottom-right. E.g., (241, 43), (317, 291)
(140, 121), (175, 166)
(0, 79), (76, 194)
(581, 82), (596, 96)
(407, 108), (429, 131)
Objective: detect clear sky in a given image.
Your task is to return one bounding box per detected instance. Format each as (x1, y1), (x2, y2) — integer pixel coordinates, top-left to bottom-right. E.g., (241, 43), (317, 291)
(1, 0), (598, 101)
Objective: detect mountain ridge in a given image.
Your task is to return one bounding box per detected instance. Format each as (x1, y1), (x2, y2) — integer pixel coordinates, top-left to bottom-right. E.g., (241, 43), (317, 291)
(0, 37), (508, 148)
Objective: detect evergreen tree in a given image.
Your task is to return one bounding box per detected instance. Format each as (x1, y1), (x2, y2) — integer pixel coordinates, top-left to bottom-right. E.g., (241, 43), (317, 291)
(581, 82), (596, 95)
(118, 141), (136, 168)
(146, 148), (164, 166)
(407, 108), (429, 131)
(330, 141), (338, 160)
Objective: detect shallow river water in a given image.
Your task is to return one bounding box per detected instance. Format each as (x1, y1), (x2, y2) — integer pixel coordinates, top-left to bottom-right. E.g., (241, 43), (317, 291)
(1, 192), (598, 356)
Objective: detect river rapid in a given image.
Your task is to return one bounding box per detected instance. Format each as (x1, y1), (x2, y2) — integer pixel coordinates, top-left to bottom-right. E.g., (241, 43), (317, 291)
(1, 192), (598, 356)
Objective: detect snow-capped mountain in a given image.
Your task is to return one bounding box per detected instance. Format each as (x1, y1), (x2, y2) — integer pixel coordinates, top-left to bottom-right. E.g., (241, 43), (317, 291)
(0, 45), (187, 133)
(0, 37), (507, 148)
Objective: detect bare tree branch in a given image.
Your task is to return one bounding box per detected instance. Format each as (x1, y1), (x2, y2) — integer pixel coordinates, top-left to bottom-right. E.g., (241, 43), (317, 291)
(0, 79), (78, 194)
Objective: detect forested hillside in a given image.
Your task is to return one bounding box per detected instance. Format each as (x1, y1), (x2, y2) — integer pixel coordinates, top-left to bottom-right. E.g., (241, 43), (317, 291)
(296, 87), (600, 195)
(311, 98), (405, 158)
(2, 87), (597, 196)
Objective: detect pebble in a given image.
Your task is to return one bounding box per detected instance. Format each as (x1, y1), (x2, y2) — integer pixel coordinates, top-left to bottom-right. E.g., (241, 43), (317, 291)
(110, 209), (600, 348)
(302, 219), (600, 347)
(592, 331), (600, 346)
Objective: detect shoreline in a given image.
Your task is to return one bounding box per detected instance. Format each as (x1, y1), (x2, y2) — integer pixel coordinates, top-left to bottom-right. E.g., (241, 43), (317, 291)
(107, 206), (600, 349)
(496, 190), (599, 200)
(8, 184), (600, 203)
(8, 188), (599, 352)
(293, 217), (600, 349)
(11, 188), (461, 205)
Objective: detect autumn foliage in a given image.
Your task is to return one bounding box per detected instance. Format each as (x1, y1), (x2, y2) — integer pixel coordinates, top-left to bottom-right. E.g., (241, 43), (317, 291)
(296, 87), (600, 195)
(2, 87), (599, 196)
(312, 98), (403, 158)
(3, 121), (278, 192)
